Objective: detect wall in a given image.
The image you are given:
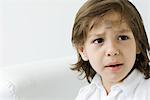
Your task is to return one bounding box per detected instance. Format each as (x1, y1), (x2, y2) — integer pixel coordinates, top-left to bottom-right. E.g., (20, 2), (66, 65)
(131, 0), (150, 35)
(0, 0), (85, 66)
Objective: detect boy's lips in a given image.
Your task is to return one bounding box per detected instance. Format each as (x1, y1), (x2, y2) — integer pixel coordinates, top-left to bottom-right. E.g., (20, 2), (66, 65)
(105, 63), (123, 67)
(105, 62), (124, 72)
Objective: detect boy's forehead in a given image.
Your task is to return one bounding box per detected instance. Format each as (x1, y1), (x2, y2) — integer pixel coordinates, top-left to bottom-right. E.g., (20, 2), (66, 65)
(89, 11), (127, 30)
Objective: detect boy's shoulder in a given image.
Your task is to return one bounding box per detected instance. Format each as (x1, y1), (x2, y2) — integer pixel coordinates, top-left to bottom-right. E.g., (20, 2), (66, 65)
(143, 78), (150, 86)
(78, 83), (95, 94)
(77, 74), (101, 94)
(137, 70), (150, 89)
(135, 77), (150, 99)
(136, 76), (150, 95)
(75, 83), (97, 100)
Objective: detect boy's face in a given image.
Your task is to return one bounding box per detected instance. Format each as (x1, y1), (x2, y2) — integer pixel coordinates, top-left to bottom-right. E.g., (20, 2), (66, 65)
(79, 11), (138, 87)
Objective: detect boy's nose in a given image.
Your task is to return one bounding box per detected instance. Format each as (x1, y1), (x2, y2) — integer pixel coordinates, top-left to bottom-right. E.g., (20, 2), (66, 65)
(105, 42), (120, 57)
(106, 50), (119, 56)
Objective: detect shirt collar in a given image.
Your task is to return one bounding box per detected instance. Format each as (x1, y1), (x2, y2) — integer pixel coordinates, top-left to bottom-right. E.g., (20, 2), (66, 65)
(91, 74), (102, 87)
(120, 69), (144, 96)
(90, 69), (144, 95)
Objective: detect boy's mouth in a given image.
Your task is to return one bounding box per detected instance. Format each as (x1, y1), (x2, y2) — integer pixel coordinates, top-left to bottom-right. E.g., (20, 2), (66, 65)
(105, 63), (123, 72)
(105, 64), (123, 67)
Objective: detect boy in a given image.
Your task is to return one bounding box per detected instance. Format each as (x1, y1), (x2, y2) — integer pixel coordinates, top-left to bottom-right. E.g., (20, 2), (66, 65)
(71, 0), (150, 100)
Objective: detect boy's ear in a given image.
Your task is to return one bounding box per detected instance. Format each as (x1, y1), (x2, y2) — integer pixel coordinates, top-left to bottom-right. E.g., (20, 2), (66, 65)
(78, 47), (89, 61)
(136, 46), (141, 54)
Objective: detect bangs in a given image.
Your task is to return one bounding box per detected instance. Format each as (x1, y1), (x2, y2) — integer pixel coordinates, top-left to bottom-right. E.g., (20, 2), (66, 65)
(88, 10), (126, 32)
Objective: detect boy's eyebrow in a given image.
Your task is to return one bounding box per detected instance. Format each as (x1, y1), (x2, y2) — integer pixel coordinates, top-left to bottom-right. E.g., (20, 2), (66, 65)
(87, 32), (105, 38)
(116, 28), (131, 33)
(87, 28), (131, 38)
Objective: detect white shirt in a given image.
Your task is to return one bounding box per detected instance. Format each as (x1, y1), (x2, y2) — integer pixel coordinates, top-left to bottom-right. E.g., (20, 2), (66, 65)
(75, 69), (150, 100)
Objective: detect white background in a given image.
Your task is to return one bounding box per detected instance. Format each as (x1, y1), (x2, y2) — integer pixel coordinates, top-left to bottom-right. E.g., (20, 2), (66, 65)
(0, 0), (149, 67)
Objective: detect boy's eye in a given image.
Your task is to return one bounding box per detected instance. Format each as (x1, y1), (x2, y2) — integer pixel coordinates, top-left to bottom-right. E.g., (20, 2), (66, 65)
(118, 35), (129, 40)
(93, 38), (104, 44)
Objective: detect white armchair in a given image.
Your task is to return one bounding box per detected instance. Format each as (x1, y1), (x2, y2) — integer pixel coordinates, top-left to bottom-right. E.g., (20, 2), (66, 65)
(0, 57), (87, 100)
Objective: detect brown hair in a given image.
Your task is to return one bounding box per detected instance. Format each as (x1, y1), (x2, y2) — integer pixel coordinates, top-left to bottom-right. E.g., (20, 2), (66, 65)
(71, 0), (150, 83)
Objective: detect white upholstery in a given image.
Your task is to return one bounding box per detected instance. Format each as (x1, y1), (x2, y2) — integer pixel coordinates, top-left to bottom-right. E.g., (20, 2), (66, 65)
(0, 57), (87, 100)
